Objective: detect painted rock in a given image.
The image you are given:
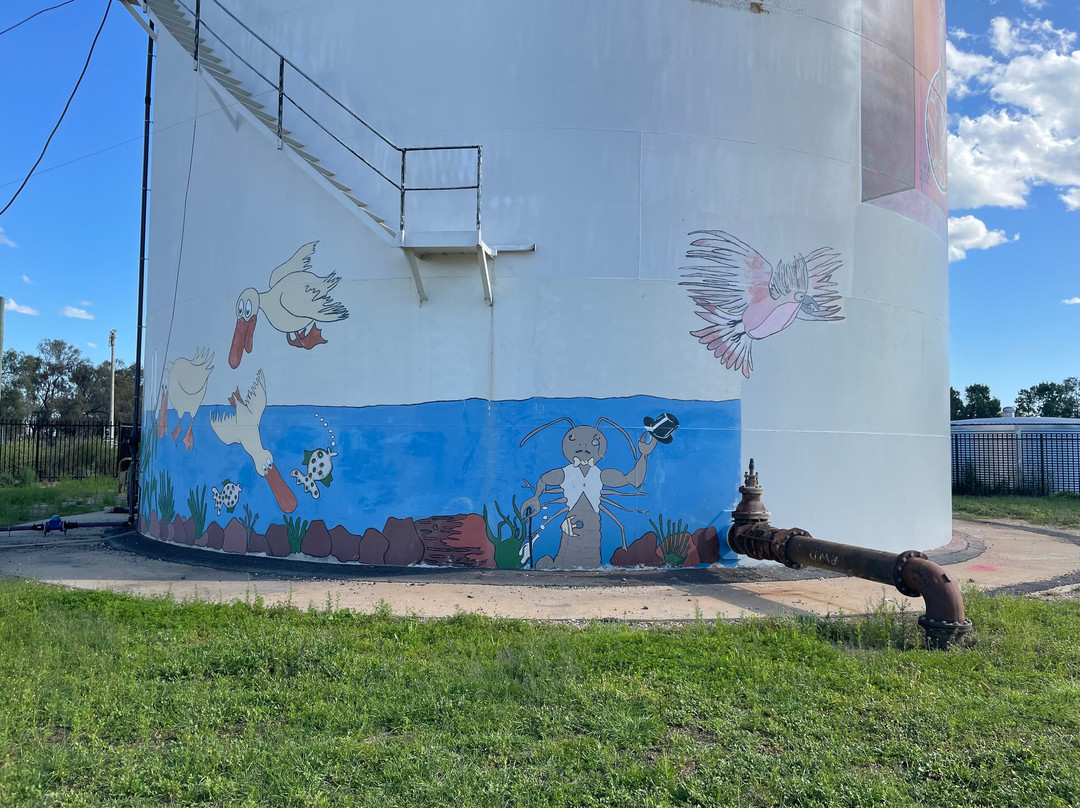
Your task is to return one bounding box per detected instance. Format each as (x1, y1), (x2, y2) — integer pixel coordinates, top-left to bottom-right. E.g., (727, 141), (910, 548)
(205, 522), (225, 550)
(358, 528), (389, 565)
(329, 524), (360, 563)
(301, 520), (332, 557)
(265, 523), (292, 557)
(416, 514), (495, 568)
(610, 532), (664, 568)
(382, 517), (424, 566)
(222, 518), (247, 554)
(248, 531), (271, 556)
(693, 526), (720, 565)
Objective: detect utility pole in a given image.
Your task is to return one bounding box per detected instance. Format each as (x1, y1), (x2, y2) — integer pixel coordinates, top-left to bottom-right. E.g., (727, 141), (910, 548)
(109, 329), (117, 445)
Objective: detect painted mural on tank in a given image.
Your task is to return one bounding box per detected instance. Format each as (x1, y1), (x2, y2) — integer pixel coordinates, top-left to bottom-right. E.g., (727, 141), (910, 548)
(860, 0), (948, 236)
(679, 230), (844, 378)
(139, 389), (740, 569)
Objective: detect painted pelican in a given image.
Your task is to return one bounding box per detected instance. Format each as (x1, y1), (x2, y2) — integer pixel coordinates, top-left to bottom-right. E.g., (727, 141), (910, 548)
(209, 369), (297, 514)
(229, 241), (349, 368)
(157, 348), (214, 451)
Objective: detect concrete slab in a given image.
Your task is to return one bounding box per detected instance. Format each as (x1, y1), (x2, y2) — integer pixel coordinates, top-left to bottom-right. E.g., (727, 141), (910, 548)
(2, 517), (1079, 620)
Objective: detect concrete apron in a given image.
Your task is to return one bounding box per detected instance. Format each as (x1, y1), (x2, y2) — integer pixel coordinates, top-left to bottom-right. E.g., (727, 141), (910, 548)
(1, 518), (1079, 621)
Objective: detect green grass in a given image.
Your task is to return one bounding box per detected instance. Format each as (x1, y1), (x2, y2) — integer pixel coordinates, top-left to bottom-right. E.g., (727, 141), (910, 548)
(1, 582), (1078, 807)
(0, 477), (123, 526)
(953, 493), (1080, 528)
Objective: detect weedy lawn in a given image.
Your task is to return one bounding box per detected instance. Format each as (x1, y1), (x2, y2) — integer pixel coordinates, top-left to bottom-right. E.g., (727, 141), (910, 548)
(0, 477), (124, 526)
(953, 493), (1080, 529)
(1, 581), (1078, 806)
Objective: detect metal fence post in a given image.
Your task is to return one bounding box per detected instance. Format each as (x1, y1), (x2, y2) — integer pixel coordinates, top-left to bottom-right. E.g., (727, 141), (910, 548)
(277, 56), (285, 149)
(475, 145), (483, 232)
(193, 0), (201, 69)
(399, 149), (407, 238)
(33, 423), (41, 481)
(1039, 432), (1047, 495)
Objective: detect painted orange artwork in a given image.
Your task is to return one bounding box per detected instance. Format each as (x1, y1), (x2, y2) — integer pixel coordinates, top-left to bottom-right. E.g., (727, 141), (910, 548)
(860, 0), (947, 237)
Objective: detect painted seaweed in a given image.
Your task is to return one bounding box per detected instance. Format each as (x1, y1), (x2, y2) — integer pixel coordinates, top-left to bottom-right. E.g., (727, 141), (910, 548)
(187, 485), (208, 538)
(483, 496), (528, 569)
(651, 514), (691, 566)
(283, 515), (309, 554)
(156, 470), (176, 524)
(240, 504), (260, 548)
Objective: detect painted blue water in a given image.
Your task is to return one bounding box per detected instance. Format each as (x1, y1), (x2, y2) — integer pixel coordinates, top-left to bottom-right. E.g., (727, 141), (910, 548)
(146, 394), (741, 566)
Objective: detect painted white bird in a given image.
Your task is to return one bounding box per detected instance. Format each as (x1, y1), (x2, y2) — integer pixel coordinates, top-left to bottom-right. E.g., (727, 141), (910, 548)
(228, 241), (349, 368)
(157, 348), (214, 450)
(209, 369), (297, 514)
(680, 230), (843, 378)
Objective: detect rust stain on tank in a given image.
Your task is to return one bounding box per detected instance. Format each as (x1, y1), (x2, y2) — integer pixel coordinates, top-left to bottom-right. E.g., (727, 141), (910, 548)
(690, 0), (771, 12)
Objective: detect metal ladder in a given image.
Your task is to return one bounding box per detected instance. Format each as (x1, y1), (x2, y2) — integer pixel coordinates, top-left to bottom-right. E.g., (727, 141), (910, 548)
(123, 0), (521, 303)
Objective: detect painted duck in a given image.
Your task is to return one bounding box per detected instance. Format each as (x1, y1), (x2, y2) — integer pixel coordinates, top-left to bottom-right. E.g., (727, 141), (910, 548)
(157, 348), (214, 451)
(209, 368), (297, 514)
(228, 241), (349, 368)
(680, 230), (843, 379)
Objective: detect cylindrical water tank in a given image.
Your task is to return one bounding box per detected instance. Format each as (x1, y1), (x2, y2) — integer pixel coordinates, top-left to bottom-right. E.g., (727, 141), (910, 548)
(141, 0), (949, 569)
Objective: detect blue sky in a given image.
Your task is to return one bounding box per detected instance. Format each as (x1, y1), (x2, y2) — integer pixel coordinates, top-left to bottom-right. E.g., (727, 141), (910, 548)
(1, 0), (1078, 406)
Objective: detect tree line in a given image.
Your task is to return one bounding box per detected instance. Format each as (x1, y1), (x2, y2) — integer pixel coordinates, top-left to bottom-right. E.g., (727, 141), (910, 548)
(951, 378), (1080, 421)
(1, 339), (136, 424)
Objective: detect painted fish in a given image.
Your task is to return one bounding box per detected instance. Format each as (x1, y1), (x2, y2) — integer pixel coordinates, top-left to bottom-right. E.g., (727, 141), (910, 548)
(211, 480), (242, 516)
(291, 447), (337, 500)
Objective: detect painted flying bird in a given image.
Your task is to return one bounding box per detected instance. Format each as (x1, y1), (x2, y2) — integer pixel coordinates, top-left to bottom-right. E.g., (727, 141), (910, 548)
(209, 368), (297, 514)
(680, 230), (843, 379)
(229, 241), (349, 368)
(157, 348), (214, 451)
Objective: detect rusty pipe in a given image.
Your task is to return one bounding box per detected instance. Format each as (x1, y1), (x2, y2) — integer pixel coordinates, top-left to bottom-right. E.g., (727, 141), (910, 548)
(728, 461), (972, 649)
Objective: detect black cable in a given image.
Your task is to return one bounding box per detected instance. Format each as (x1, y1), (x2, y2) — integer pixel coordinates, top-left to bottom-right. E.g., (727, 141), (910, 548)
(0, 0), (111, 218)
(160, 114), (199, 383)
(0, 0), (77, 37)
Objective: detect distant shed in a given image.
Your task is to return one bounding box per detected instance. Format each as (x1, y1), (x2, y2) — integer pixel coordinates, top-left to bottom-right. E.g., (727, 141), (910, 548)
(951, 416), (1080, 495)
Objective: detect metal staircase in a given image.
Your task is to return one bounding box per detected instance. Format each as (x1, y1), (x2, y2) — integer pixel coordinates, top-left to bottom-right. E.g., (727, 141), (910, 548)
(122, 0), (520, 303)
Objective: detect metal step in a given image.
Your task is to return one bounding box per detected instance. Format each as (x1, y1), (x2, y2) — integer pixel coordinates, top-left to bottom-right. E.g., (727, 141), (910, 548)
(145, 0), (399, 245)
(201, 64), (245, 89)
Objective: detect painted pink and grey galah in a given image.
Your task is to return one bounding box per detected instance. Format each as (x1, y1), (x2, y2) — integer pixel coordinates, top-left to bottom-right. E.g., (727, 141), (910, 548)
(680, 230), (843, 378)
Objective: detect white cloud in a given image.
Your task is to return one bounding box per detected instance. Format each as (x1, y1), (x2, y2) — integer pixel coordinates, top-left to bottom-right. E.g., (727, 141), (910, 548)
(947, 31), (1080, 211)
(87, 342), (98, 348)
(946, 40), (998, 99)
(1063, 298), (1080, 305)
(948, 215), (1016, 262)
(948, 112), (1080, 209)
(6, 299), (39, 315)
(991, 50), (1080, 135)
(1021, 0), (1047, 9)
(60, 306), (94, 320)
(21, 274), (32, 284)
(990, 16), (1076, 57)
(949, 27), (972, 41)
(0, 227), (14, 248)
(79, 300), (93, 307)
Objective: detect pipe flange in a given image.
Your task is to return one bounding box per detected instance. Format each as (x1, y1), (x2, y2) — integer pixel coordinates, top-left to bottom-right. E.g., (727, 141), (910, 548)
(772, 527), (810, 570)
(894, 550), (928, 597)
(918, 615), (973, 650)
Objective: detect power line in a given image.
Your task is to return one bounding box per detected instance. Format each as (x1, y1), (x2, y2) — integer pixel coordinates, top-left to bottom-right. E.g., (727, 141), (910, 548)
(0, 0), (111, 218)
(0, 0), (78, 37)
(0, 90), (276, 192)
